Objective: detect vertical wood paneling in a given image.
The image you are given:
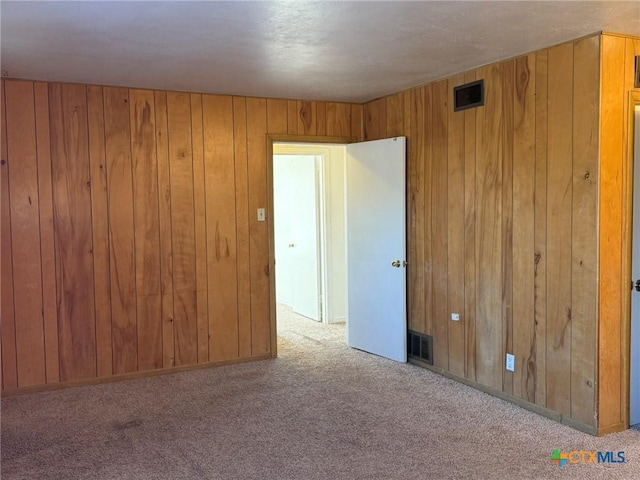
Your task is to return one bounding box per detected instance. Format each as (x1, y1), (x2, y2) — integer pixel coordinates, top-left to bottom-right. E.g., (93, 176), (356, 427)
(130, 89), (162, 371)
(1, 79), (18, 390)
(512, 55), (536, 402)
(463, 70), (477, 381)
(570, 36), (599, 427)
(191, 94), (209, 364)
(351, 104), (362, 141)
(166, 92), (198, 366)
(534, 50), (548, 407)
(316, 102), (327, 136)
(386, 93), (404, 137)
(546, 43), (574, 416)
(408, 87), (425, 334)
(364, 100), (379, 140)
(87, 85), (113, 377)
(203, 95), (239, 361)
(326, 102), (351, 137)
(501, 60), (515, 396)
(297, 100), (316, 135)
(154, 91), (175, 369)
(5, 81), (46, 387)
(49, 82), (97, 382)
(104, 86), (137, 374)
(598, 34), (626, 429)
(447, 75), (466, 377)
(423, 86), (434, 336)
(266, 99), (288, 135)
(34, 83), (59, 384)
(246, 98), (270, 355)
(475, 64), (503, 390)
(233, 97), (252, 358)
(286, 100), (298, 135)
(431, 80), (449, 369)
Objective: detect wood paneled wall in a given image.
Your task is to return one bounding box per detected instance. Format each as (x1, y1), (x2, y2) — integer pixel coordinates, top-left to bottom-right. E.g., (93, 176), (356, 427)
(364, 35), (601, 430)
(598, 33), (640, 435)
(0, 80), (361, 392)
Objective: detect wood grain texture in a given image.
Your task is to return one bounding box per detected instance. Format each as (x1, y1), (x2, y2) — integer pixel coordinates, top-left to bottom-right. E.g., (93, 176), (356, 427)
(423, 86), (434, 336)
(545, 43), (573, 417)
(104, 86), (137, 374)
(316, 102), (327, 136)
(326, 102), (351, 137)
(533, 50), (548, 407)
(1, 79), (18, 390)
(246, 98), (270, 356)
(501, 60), (515, 396)
(475, 64), (503, 391)
(166, 92), (198, 366)
(512, 55), (536, 402)
(87, 85), (113, 377)
(266, 99), (288, 135)
(130, 89), (162, 371)
(447, 75), (466, 377)
(408, 87), (425, 334)
(190, 94), (209, 364)
(203, 95), (239, 362)
(463, 70), (477, 381)
(297, 100), (316, 135)
(351, 104), (362, 141)
(154, 91), (175, 369)
(233, 97), (252, 358)
(34, 82), (59, 384)
(386, 93), (404, 137)
(49, 82), (97, 382)
(570, 36), (599, 427)
(286, 100), (298, 135)
(597, 34), (626, 429)
(5, 80), (46, 387)
(431, 80), (448, 369)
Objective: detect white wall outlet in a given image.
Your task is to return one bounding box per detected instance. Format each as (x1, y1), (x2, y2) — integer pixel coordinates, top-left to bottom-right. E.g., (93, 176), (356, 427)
(506, 353), (515, 372)
(257, 208), (266, 222)
(451, 313), (460, 321)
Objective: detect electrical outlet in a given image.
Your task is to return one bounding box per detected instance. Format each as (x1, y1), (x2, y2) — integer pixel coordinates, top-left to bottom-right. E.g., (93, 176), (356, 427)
(506, 353), (515, 372)
(451, 313), (460, 321)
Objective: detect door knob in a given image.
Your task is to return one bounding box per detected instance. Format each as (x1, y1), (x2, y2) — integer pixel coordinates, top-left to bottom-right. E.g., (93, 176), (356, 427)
(391, 260), (401, 268)
(288, 243), (295, 248)
(635, 279), (640, 292)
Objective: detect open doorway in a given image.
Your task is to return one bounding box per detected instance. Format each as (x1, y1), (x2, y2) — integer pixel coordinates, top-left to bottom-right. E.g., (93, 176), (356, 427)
(272, 143), (348, 346)
(630, 98), (640, 428)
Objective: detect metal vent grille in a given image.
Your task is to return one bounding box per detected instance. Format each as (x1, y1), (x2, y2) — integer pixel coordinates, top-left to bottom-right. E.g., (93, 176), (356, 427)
(408, 330), (433, 365)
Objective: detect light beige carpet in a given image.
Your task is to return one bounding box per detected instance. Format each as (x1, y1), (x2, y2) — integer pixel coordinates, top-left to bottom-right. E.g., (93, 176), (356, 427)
(1, 304), (639, 479)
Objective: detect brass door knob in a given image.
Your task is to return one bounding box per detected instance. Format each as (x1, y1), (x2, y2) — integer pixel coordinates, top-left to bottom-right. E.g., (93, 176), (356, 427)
(635, 279), (640, 292)
(391, 260), (401, 268)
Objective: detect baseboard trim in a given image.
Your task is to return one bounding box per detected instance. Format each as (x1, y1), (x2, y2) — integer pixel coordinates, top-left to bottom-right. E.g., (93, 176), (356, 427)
(0, 354), (272, 397)
(408, 358), (598, 436)
(598, 422), (627, 436)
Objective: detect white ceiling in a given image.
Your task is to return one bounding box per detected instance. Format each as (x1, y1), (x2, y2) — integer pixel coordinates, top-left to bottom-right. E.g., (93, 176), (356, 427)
(1, 1), (639, 103)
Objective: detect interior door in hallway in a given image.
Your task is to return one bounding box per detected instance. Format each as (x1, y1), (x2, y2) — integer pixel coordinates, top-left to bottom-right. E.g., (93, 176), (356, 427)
(631, 103), (640, 426)
(345, 137), (407, 362)
(273, 154), (321, 321)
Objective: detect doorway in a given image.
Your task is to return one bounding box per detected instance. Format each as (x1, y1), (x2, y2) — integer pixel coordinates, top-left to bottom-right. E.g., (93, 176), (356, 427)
(630, 100), (640, 427)
(272, 143), (348, 344)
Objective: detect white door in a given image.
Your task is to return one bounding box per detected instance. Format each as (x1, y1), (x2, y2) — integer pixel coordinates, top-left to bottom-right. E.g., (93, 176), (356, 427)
(345, 137), (407, 362)
(273, 154), (321, 321)
(631, 104), (640, 426)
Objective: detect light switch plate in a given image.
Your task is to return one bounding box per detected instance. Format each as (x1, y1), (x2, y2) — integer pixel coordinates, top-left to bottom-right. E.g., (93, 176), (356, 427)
(257, 208), (266, 221)
(506, 353), (515, 372)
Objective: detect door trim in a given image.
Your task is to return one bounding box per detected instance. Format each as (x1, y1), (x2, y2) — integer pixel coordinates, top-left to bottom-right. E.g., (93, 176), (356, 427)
(623, 91), (640, 427)
(267, 134), (356, 358)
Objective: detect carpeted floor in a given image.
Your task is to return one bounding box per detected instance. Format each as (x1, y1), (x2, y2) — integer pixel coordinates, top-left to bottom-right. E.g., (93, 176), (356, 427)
(1, 304), (639, 479)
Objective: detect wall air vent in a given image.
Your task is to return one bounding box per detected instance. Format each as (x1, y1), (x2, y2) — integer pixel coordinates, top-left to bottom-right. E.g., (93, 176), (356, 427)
(408, 330), (433, 365)
(453, 79), (484, 112)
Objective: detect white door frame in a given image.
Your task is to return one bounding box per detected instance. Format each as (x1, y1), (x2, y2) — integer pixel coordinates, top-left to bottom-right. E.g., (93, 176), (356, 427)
(267, 134), (356, 357)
